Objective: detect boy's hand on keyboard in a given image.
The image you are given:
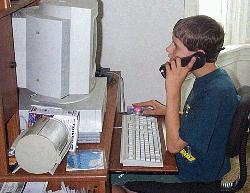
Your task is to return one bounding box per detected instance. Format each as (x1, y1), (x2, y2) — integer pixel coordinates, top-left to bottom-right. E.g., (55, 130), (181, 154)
(133, 100), (166, 115)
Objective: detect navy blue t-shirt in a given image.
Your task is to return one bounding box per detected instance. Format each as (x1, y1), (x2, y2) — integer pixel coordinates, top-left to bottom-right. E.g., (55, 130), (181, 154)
(176, 68), (240, 182)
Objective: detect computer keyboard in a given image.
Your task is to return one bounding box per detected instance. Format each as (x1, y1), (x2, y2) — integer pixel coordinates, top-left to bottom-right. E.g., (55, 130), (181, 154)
(120, 114), (163, 167)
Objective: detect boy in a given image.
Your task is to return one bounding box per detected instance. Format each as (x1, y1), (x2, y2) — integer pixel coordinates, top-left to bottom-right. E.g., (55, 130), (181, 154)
(112, 15), (239, 193)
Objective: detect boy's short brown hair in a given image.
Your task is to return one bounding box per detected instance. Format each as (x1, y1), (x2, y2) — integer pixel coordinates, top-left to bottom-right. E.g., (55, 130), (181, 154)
(173, 15), (224, 63)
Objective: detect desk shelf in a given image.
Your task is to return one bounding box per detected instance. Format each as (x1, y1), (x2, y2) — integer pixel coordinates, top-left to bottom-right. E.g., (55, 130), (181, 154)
(0, 67), (121, 192)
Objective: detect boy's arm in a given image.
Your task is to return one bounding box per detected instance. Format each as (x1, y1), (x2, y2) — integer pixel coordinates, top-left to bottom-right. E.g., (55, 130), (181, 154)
(164, 57), (195, 153)
(166, 90), (187, 153)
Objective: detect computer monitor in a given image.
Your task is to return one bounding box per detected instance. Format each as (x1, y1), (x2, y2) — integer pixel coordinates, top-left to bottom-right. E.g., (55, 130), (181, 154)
(13, 0), (98, 101)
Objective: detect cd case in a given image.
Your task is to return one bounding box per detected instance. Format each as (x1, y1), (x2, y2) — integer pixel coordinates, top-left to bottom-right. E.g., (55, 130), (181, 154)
(66, 149), (105, 171)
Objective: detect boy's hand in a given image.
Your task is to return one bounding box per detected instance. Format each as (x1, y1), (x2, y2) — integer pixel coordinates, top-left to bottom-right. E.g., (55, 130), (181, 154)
(132, 100), (166, 115)
(165, 57), (196, 98)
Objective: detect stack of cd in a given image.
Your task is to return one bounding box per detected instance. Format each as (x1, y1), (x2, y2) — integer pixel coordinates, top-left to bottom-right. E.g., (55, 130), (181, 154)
(77, 132), (101, 143)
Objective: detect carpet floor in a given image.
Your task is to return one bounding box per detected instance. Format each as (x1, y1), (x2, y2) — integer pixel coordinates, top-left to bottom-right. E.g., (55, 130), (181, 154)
(222, 137), (250, 192)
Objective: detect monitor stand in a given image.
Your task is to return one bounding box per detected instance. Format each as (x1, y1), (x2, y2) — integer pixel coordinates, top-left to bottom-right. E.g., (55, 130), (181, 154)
(19, 77), (107, 133)
(31, 93), (90, 105)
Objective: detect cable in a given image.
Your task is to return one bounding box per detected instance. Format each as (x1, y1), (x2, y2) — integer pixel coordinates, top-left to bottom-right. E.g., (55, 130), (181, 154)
(19, 115), (28, 130)
(106, 72), (126, 113)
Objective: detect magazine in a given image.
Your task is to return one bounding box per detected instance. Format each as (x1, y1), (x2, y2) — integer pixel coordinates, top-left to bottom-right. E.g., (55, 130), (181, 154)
(66, 149), (105, 171)
(0, 182), (26, 193)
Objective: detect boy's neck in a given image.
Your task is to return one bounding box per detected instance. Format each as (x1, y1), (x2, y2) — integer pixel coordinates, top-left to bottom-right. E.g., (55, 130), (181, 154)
(192, 63), (217, 78)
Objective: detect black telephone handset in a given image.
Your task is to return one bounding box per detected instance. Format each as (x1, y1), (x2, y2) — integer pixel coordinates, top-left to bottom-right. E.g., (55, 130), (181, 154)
(159, 52), (206, 78)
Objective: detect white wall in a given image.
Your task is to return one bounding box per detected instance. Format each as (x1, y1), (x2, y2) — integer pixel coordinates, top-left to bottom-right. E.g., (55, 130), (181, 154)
(101, 0), (184, 107)
(247, 0), (250, 42)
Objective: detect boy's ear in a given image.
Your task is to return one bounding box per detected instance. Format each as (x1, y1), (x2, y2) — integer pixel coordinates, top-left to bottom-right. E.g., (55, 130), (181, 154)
(197, 49), (205, 55)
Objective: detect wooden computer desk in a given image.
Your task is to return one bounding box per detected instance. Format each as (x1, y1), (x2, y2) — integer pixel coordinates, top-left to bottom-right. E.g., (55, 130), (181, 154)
(110, 115), (178, 174)
(0, 70), (121, 193)
(1, 2), (122, 192)
(0, 0), (177, 188)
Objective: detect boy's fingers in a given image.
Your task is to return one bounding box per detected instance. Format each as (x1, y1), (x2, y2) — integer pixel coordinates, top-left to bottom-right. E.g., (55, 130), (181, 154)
(175, 57), (181, 68)
(187, 57), (196, 70)
(133, 100), (154, 107)
(143, 110), (155, 116)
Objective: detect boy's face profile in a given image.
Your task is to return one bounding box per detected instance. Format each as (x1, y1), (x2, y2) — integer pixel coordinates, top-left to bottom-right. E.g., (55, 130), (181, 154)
(166, 36), (195, 62)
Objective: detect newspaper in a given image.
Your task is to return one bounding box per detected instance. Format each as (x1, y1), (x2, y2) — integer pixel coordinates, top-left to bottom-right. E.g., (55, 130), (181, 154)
(0, 182), (25, 193)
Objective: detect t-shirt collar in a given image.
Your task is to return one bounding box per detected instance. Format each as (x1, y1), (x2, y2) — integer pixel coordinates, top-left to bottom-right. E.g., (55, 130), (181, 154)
(193, 68), (224, 89)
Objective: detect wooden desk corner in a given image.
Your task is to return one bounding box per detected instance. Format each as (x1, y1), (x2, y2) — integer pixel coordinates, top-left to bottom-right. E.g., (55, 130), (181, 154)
(110, 115), (178, 174)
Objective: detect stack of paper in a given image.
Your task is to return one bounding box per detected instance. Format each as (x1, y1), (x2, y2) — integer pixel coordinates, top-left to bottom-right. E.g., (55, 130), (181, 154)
(47, 182), (86, 193)
(0, 182), (26, 193)
(23, 182), (48, 193)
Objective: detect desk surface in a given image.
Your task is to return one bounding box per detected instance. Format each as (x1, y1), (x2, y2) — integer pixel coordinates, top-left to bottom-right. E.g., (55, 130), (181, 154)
(110, 115), (178, 174)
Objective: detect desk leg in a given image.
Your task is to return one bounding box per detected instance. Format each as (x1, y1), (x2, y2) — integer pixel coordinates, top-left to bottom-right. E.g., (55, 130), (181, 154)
(98, 181), (107, 193)
(0, 98), (9, 175)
